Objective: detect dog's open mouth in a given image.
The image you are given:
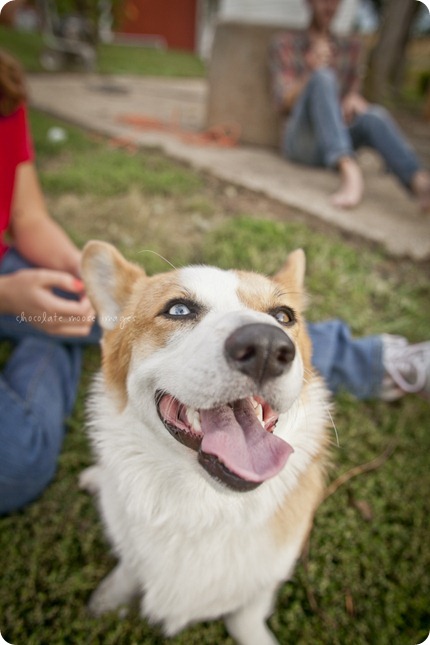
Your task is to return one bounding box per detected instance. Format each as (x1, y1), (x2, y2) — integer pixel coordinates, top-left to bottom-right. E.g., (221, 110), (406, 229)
(156, 392), (294, 492)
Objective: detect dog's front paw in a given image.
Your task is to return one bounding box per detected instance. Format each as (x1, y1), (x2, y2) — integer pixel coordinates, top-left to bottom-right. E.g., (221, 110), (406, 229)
(88, 564), (140, 617)
(88, 576), (124, 617)
(79, 465), (102, 495)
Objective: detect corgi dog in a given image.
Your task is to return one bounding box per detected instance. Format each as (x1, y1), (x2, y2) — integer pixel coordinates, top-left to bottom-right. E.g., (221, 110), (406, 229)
(80, 241), (331, 645)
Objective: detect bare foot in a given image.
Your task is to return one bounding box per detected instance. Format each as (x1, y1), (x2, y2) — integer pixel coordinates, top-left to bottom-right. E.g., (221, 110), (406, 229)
(411, 170), (430, 213)
(331, 156), (364, 208)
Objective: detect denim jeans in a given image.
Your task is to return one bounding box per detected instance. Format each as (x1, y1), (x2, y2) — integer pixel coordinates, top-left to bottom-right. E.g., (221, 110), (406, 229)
(0, 249), (100, 515)
(308, 320), (383, 399)
(283, 68), (422, 188)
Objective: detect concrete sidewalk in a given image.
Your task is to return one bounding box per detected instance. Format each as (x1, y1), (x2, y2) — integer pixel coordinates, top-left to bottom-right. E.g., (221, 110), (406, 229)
(28, 73), (430, 261)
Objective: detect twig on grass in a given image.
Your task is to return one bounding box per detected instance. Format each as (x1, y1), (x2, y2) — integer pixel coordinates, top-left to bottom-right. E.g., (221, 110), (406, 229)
(322, 440), (397, 502)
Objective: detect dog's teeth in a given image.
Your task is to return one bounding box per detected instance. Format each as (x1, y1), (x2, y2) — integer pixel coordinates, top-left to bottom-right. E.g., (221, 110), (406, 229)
(185, 407), (194, 426)
(255, 404), (263, 423)
(186, 407), (202, 432)
(250, 398), (263, 422)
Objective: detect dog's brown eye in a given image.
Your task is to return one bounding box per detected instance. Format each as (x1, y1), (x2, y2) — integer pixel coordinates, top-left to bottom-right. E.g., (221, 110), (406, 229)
(269, 307), (295, 326)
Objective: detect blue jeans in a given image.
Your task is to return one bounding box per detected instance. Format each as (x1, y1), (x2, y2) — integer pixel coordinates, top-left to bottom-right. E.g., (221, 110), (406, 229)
(0, 249), (100, 515)
(308, 320), (383, 399)
(283, 68), (422, 188)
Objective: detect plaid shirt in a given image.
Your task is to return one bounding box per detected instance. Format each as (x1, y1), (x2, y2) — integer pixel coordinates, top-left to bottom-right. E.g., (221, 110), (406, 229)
(269, 30), (364, 114)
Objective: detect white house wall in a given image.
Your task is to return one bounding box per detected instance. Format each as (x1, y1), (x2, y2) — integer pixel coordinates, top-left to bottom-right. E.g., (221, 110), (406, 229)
(218, 0), (359, 33)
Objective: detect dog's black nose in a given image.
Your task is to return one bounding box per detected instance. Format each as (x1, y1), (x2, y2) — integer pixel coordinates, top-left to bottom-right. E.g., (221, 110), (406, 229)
(224, 323), (295, 385)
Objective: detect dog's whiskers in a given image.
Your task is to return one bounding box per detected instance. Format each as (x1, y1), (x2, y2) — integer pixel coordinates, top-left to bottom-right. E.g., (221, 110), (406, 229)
(303, 367), (316, 378)
(155, 390), (177, 421)
(138, 250), (178, 271)
(155, 390), (165, 406)
(326, 406), (339, 448)
(302, 370), (339, 447)
(166, 396), (177, 420)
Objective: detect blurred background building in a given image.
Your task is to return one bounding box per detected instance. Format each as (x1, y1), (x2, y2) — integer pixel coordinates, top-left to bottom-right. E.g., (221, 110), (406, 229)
(115, 0), (359, 57)
(2, 0), (429, 58)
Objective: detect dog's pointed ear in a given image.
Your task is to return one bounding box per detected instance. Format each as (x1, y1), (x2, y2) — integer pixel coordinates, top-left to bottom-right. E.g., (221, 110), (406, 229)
(81, 241), (144, 330)
(274, 249), (306, 288)
(273, 249), (307, 308)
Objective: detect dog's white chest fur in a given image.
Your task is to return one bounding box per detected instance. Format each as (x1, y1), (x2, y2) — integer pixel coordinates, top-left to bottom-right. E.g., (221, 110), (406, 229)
(81, 242), (330, 645)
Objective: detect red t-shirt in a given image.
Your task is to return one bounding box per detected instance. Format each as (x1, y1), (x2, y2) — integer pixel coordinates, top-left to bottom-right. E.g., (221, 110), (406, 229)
(0, 104), (34, 259)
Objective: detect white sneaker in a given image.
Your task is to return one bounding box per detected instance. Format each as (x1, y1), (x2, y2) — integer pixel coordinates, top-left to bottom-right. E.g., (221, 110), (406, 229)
(381, 335), (430, 401)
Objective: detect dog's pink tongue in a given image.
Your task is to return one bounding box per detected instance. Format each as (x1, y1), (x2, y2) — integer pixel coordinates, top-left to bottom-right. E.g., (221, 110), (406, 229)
(200, 399), (293, 483)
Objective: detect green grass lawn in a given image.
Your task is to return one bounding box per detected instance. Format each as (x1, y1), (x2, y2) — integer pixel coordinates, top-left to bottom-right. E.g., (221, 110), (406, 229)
(0, 110), (429, 645)
(0, 25), (206, 76)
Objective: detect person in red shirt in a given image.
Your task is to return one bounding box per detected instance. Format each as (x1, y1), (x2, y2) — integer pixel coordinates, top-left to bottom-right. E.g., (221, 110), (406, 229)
(0, 49), (97, 514)
(270, 0), (430, 209)
(0, 53), (93, 332)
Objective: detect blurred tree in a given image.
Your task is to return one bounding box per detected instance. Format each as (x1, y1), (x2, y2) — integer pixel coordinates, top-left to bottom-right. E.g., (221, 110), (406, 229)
(366, 0), (420, 101)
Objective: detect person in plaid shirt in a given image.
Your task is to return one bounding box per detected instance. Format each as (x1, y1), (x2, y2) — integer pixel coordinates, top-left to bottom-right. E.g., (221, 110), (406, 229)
(270, 0), (430, 210)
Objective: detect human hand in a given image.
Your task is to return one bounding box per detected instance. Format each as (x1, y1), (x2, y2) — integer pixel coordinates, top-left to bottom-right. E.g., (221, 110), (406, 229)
(341, 93), (369, 125)
(1, 268), (96, 336)
(305, 38), (333, 70)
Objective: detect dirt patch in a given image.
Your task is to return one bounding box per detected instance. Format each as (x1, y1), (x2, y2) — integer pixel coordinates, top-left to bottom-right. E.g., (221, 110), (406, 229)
(49, 182), (230, 264)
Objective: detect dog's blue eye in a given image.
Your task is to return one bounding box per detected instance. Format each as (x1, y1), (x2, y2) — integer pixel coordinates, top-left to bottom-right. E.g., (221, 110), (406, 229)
(161, 298), (202, 320)
(168, 303), (191, 317)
